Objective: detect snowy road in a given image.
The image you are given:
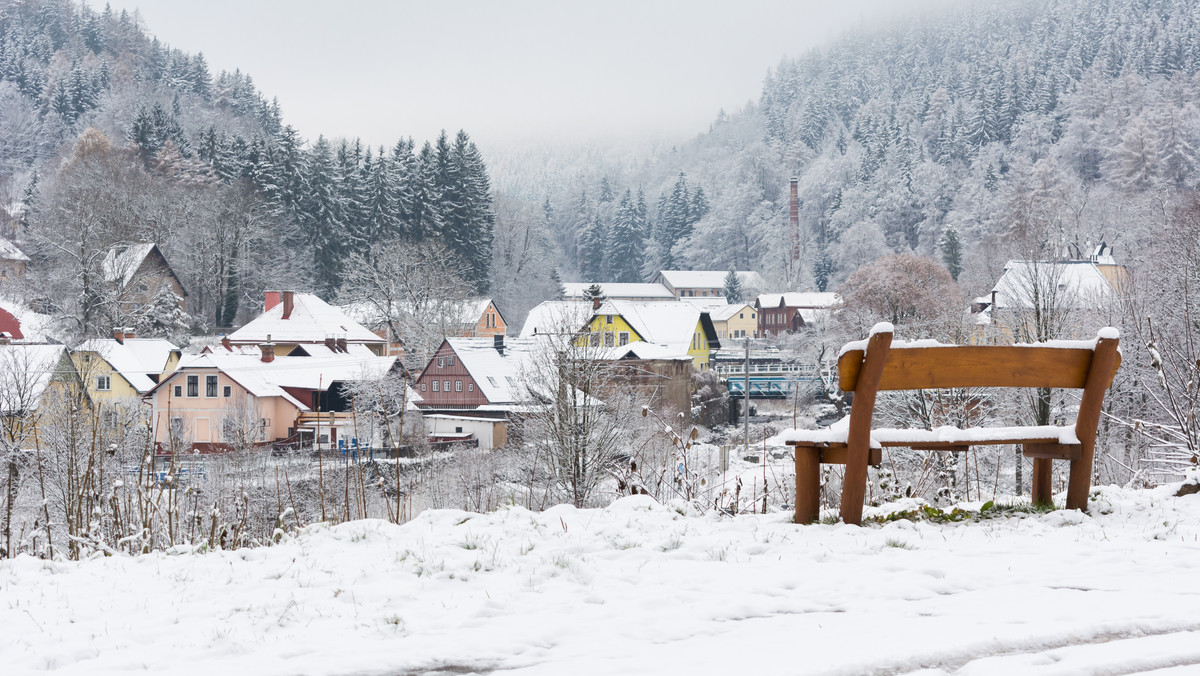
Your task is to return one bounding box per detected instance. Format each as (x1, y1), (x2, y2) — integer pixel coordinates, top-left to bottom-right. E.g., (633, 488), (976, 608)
(4, 483), (1200, 675)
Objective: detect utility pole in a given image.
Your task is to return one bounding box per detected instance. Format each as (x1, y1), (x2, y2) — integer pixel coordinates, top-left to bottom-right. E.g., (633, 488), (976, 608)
(744, 338), (750, 458)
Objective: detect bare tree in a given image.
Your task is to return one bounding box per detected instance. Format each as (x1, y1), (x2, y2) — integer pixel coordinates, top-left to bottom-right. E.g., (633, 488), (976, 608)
(338, 240), (473, 369)
(518, 330), (644, 509)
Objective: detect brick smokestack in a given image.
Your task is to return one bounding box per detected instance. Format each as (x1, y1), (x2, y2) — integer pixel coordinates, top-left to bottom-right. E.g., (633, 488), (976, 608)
(282, 290), (294, 319)
(265, 290), (282, 313)
(261, 334), (275, 363)
(789, 177), (800, 263)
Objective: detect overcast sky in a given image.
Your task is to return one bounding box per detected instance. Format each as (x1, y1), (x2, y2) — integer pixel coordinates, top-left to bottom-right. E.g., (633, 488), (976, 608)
(90, 0), (949, 149)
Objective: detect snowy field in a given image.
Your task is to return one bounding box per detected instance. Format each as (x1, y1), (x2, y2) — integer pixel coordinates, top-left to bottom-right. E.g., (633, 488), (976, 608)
(5, 481), (1200, 676)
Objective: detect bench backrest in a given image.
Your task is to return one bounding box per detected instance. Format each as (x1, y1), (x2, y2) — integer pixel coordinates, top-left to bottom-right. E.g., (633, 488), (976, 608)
(836, 325), (1121, 447)
(838, 343), (1121, 392)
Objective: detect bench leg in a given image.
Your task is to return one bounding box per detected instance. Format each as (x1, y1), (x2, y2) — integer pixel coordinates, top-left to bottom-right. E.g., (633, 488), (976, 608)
(794, 447), (821, 524)
(1031, 457), (1053, 507)
(840, 443), (870, 526)
(1066, 440), (1094, 511)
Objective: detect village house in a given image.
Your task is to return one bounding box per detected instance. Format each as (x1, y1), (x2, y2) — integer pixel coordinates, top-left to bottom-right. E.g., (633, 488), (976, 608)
(972, 244), (1129, 343)
(73, 330), (181, 429)
(0, 238), (29, 282)
(228, 291), (388, 357)
(449, 298), (507, 338)
(585, 300), (720, 369)
(598, 342), (695, 424)
(651, 270), (766, 300)
(755, 292), (840, 337)
(708, 303), (758, 340)
(102, 243), (188, 313)
(144, 348), (401, 454)
(0, 342), (80, 448)
(414, 335), (538, 413)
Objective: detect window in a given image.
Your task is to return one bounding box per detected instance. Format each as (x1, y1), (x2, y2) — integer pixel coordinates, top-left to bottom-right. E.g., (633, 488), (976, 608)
(487, 376), (498, 387)
(505, 376), (516, 387)
(432, 380), (440, 392)
(443, 380), (450, 392)
(455, 380), (462, 392)
(170, 417), (184, 438)
(438, 357), (445, 368)
(447, 356), (455, 366)
(174, 385), (182, 397)
(605, 315), (613, 324)
(590, 332), (600, 347)
(739, 313), (743, 319)
(619, 332), (629, 346)
(223, 385), (232, 398)
(206, 375), (218, 397)
(421, 382), (427, 392)
(102, 410), (118, 428)
(455, 426), (463, 433)
(604, 332), (614, 347)
(186, 375), (198, 397)
(468, 383), (474, 392)
(96, 375), (111, 391)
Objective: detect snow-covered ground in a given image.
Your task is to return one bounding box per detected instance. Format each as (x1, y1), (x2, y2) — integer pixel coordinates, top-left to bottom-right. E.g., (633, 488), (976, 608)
(5, 482), (1200, 675)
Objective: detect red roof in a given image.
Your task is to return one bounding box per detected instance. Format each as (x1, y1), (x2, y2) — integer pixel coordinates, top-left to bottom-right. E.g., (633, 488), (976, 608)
(0, 306), (23, 340)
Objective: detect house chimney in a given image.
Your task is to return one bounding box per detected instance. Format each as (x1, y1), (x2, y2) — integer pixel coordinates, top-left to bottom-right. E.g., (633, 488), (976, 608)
(325, 335), (337, 351)
(335, 336), (347, 353)
(265, 290), (282, 312)
(124, 328), (135, 340)
(220, 335), (232, 352)
(282, 290), (295, 319)
(789, 177), (800, 263)
(113, 327), (124, 344)
(493, 334), (505, 355)
(261, 333), (275, 363)
(592, 296), (601, 311)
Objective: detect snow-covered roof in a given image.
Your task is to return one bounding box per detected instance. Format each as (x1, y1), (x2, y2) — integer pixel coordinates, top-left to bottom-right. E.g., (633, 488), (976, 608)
(445, 337), (545, 404)
(706, 303), (755, 322)
(599, 342), (693, 361)
(756, 292), (840, 309)
(990, 260), (1118, 310)
(229, 293), (384, 346)
(0, 238), (29, 262)
(519, 301), (594, 338)
(653, 270), (766, 291)
(594, 300), (708, 354)
(101, 243), (157, 287)
(76, 338), (179, 394)
(561, 283), (675, 300)
(0, 344), (69, 413)
(341, 297), (497, 329)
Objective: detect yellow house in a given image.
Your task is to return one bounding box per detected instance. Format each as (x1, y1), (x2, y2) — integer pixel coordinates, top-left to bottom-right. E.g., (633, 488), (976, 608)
(73, 333), (181, 430)
(708, 303), (758, 340)
(0, 343), (82, 448)
(584, 300), (720, 369)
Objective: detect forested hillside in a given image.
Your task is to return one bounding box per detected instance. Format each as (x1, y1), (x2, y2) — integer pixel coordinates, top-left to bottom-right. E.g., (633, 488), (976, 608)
(516, 0), (1200, 298)
(0, 0), (497, 339)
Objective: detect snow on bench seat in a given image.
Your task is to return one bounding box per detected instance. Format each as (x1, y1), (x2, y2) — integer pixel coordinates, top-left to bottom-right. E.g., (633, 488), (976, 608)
(774, 420), (1080, 449)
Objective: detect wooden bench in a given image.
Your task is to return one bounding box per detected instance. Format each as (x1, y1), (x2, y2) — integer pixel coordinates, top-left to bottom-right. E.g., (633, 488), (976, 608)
(787, 323), (1121, 525)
